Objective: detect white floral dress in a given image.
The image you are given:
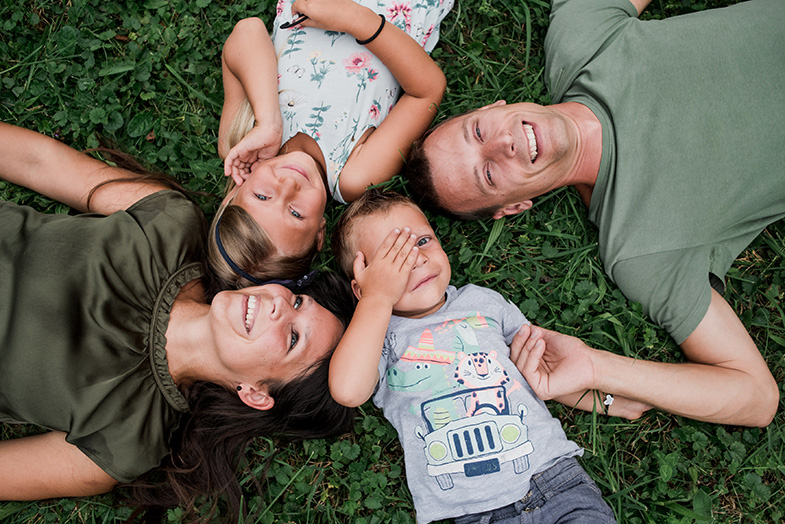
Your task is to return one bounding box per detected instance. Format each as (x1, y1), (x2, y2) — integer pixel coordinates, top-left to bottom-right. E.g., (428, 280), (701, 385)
(272, 0), (454, 203)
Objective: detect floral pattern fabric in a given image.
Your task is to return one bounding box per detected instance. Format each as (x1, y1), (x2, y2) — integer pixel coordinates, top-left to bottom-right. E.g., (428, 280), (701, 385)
(273, 0), (454, 203)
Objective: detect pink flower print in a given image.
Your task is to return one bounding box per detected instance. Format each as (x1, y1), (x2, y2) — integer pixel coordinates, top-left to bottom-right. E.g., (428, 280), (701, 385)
(387, 3), (412, 32)
(344, 52), (372, 73)
(276, 0), (285, 16)
(369, 104), (381, 120)
(421, 24), (434, 47)
(367, 68), (378, 82)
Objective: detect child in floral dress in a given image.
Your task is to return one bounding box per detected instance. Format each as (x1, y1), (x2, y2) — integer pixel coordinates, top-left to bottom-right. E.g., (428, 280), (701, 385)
(209, 0), (454, 289)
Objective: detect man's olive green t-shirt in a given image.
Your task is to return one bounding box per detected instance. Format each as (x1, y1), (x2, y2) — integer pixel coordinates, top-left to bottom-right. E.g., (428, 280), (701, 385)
(0, 190), (206, 482)
(545, 0), (785, 343)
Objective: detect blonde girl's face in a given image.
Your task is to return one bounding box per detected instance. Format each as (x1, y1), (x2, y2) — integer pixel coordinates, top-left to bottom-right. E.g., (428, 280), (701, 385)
(227, 152), (328, 256)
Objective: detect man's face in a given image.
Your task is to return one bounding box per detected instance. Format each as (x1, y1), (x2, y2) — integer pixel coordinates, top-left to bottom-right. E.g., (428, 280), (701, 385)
(424, 101), (580, 218)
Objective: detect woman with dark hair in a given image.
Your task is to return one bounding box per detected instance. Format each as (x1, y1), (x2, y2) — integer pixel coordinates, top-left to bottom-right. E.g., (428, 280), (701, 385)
(0, 122), (355, 517)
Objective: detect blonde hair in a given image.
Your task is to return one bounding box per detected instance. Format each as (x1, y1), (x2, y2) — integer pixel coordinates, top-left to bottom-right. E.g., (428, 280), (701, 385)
(206, 200), (319, 293)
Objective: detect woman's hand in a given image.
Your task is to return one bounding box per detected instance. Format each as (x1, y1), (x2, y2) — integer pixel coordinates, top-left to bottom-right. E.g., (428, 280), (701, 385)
(352, 227), (418, 308)
(223, 123), (283, 184)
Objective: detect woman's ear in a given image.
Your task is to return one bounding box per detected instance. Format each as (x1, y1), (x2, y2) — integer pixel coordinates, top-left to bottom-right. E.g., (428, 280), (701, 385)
(237, 383), (274, 411)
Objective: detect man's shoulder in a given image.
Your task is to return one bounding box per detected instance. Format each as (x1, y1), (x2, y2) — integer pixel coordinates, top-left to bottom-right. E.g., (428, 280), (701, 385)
(545, 0), (638, 103)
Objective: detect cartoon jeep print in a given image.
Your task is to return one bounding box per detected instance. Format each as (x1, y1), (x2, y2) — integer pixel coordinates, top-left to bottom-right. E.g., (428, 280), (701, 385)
(414, 385), (533, 491)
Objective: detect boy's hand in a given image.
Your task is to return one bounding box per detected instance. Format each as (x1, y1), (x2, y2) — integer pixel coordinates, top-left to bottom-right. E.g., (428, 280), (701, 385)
(353, 227), (418, 307)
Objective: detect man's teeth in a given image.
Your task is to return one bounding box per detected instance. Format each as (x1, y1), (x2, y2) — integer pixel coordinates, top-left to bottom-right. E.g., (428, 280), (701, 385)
(245, 295), (257, 332)
(523, 123), (538, 161)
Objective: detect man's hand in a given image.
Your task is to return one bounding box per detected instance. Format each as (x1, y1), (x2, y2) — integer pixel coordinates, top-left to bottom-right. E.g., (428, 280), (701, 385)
(223, 124), (283, 182)
(352, 227), (418, 307)
(511, 325), (597, 401)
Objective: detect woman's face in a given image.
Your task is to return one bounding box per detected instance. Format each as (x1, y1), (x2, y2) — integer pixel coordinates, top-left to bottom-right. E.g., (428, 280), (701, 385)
(227, 152), (328, 256)
(210, 284), (343, 386)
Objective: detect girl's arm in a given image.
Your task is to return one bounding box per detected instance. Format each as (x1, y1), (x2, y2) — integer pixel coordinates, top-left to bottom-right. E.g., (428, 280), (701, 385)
(0, 432), (117, 499)
(0, 122), (166, 214)
(293, 0), (447, 201)
(219, 17), (283, 181)
(329, 228), (419, 407)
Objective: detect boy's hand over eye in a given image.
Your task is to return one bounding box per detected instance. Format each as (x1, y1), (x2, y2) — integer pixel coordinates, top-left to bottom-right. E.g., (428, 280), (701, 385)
(353, 227), (418, 308)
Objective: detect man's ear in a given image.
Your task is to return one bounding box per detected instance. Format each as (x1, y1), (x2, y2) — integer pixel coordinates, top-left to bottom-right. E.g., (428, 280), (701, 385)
(238, 383), (274, 411)
(478, 100), (507, 111)
(315, 217), (327, 251)
(492, 201), (532, 219)
(350, 279), (363, 301)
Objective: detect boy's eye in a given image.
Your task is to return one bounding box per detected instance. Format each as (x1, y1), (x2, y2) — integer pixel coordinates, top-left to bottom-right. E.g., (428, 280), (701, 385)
(255, 193), (269, 201)
(293, 295), (303, 309)
(485, 166), (493, 185)
(289, 329), (299, 352)
(475, 123), (482, 141)
(417, 237), (430, 247)
(290, 209), (302, 218)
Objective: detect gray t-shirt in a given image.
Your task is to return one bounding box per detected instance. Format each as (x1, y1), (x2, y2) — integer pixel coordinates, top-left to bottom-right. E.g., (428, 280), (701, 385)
(545, 0), (785, 343)
(374, 285), (581, 523)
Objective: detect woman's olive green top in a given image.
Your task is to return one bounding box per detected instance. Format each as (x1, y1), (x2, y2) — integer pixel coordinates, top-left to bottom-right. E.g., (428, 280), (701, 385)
(0, 190), (206, 483)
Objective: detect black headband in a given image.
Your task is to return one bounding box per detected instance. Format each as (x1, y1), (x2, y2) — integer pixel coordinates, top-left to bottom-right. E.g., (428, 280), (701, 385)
(214, 213), (318, 289)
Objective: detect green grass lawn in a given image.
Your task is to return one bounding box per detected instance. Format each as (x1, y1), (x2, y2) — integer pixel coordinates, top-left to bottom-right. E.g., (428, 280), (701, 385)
(1, 0), (783, 522)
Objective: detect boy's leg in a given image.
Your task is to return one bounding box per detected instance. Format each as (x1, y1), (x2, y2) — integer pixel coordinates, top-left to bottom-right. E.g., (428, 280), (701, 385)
(517, 457), (616, 524)
(453, 458), (615, 524)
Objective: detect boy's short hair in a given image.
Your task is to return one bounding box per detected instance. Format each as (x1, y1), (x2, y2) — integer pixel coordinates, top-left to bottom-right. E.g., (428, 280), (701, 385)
(331, 188), (420, 278)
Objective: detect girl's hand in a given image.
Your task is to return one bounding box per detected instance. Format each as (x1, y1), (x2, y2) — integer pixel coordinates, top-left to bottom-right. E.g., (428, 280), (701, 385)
(292, 0), (372, 36)
(353, 227), (418, 307)
(223, 124), (283, 184)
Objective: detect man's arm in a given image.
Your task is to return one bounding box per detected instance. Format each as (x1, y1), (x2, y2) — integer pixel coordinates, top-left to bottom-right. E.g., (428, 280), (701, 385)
(629, 0), (652, 16)
(0, 432), (118, 500)
(515, 289), (778, 426)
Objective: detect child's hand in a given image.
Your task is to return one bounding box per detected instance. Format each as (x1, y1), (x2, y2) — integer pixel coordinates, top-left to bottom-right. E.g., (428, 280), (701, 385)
(292, 0), (372, 36)
(223, 124), (283, 183)
(353, 227), (418, 307)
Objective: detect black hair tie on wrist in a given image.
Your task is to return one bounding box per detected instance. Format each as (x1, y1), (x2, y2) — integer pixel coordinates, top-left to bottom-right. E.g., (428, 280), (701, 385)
(356, 13), (386, 45)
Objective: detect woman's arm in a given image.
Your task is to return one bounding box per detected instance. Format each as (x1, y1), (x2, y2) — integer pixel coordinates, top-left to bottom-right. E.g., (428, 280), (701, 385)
(219, 17), (283, 179)
(329, 228), (419, 407)
(0, 432), (117, 500)
(294, 0), (447, 201)
(0, 122), (166, 214)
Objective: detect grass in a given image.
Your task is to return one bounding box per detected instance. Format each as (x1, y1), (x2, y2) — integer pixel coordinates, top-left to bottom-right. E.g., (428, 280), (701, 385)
(1, 0), (783, 522)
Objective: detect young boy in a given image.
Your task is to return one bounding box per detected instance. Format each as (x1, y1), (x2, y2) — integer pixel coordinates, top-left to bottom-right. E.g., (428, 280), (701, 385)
(329, 189), (617, 523)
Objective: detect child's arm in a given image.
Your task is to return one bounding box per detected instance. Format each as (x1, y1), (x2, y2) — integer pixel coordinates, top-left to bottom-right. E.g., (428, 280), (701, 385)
(219, 17), (283, 181)
(329, 228), (419, 407)
(292, 0), (446, 201)
(510, 325), (652, 420)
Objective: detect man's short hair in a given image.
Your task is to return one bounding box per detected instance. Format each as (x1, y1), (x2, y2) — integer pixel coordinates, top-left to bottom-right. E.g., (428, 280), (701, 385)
(331, 188), (420, 279)
(405, 114), (500, 221)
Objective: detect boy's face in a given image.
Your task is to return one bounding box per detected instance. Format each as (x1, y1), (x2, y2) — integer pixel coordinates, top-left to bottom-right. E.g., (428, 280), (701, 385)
(354, 204), (451, 318)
